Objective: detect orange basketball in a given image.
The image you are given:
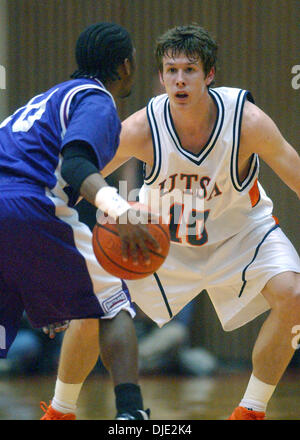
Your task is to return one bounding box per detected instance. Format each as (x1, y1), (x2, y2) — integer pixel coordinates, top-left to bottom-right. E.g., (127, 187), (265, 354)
(92, 202), (170, 280)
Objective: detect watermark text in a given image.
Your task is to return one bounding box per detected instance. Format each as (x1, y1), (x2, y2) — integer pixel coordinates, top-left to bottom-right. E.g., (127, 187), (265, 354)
(291, 65), (300, 90)
(0, 65), (5, 89)
(291, 325), (300, 349)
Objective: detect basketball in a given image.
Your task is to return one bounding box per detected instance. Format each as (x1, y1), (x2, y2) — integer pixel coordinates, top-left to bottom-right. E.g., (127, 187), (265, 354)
(92, 202), (170, 280)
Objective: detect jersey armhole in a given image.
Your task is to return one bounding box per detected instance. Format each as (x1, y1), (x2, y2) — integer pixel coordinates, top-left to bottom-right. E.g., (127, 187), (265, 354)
(144, 98), (162, 185)
(59, 84), (114, 139)
(230, 90), (259, 193)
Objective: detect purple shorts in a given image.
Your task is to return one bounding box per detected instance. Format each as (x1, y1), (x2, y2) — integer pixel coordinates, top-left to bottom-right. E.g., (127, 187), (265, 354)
(0, 185), (134, 358)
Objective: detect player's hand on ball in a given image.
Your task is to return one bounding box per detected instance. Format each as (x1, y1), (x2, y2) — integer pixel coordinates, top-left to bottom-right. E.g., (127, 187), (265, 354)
(93, 202), (170, 279)
(42, 321), (70, 339)
(116, 208), (161, 265)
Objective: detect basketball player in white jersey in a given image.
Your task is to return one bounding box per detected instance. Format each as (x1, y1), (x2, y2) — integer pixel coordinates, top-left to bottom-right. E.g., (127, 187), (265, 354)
(43, 25), (300, 420)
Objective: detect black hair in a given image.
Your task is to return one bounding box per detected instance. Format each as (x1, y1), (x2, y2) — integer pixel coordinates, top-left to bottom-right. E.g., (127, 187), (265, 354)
(71, 22), (134, 83)
(155, 24), (218, 77)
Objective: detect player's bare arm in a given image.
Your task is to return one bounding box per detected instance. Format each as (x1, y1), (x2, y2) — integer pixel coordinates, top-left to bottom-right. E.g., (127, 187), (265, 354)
(101, 107), (153, 178)
(240, 100), (300, 199)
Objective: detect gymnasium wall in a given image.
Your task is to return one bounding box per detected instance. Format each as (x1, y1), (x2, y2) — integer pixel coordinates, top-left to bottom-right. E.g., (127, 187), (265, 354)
(6, 0), (300, 362)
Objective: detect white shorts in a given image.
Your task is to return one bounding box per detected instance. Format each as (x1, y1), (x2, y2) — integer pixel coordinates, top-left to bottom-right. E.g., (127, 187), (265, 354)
(127, 221), (300, 331)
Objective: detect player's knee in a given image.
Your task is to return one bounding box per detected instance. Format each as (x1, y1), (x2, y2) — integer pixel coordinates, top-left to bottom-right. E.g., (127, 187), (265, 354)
(69, 318), (99, 338)
(286, 281), (300, 312)
(99, 310), (136, 346)
(273, 277), (300, 319)
(284, 272), (300, 298)
(263, 272), (300, 308)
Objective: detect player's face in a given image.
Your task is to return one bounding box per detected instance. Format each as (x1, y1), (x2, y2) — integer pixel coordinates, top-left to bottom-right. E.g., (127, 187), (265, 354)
(159, 52), (215, 107)
(119, 48), (137, 99)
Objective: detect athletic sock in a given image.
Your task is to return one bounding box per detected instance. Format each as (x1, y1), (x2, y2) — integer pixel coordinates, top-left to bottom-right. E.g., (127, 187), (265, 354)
(239, 373), (276, 412)
(115, 383), (144, 413)
(51, 378), (83, 414)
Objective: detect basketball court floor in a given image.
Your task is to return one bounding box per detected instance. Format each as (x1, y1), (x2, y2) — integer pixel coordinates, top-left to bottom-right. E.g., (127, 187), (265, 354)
(0, 369), (299, 420)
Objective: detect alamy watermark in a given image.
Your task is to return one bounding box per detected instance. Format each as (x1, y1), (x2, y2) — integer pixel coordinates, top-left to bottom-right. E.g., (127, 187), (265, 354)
(291, 65), (300, 90)
(0, 65), (5, 89)
(291, 325), (300, 350)
(96, 180), (210, 237)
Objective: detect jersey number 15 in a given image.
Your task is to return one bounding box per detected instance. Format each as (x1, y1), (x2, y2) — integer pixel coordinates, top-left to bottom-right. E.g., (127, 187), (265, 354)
(169, 203), (210, 246)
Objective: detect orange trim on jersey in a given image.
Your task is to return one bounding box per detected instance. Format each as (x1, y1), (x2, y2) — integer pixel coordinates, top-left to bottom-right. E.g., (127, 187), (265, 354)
(249, 178), (260, 207)
(272, 215), (279, 225)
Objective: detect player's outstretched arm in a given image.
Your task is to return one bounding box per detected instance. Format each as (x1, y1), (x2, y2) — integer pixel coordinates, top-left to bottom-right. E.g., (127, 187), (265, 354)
(241, 101), (300, 199)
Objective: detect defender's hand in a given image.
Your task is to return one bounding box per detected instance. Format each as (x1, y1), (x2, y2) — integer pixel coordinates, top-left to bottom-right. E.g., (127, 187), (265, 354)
(42, 321), (70, 339)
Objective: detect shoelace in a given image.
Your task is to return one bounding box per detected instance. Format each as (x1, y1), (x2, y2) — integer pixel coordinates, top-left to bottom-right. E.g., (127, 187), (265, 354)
(40, 401), (57, 419)
(40, 401), (50, 414)
(40, 401), (75, 420)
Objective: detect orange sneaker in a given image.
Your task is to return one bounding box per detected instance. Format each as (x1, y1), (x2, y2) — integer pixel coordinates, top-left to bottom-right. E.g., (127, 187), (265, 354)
(40, 401), (76, 420)
(228, 406), (265, 420)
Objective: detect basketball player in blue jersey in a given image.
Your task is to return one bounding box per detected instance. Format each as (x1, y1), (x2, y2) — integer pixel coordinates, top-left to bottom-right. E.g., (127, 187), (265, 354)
(41, 25), (300, 420)
(0, 22), (158, 420)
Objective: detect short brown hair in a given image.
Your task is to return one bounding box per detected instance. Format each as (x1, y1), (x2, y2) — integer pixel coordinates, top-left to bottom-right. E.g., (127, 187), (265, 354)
(155, 24), (218, 77)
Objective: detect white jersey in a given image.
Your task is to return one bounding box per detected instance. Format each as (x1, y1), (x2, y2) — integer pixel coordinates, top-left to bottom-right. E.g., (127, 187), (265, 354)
(128, 87), (300, 330)
(140, 87), (274, 247)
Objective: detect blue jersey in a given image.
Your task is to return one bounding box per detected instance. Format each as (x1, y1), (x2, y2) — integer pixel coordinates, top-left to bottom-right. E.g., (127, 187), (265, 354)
(0, 78), (135, 351)
(0, 78), (121, 205)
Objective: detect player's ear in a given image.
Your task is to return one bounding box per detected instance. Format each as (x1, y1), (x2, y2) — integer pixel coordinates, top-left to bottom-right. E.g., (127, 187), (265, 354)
(123, 49), (136, 77)
(205, 67), (215, 86)
(122, 58), (133, 76)
(159, 70), (165, 87)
